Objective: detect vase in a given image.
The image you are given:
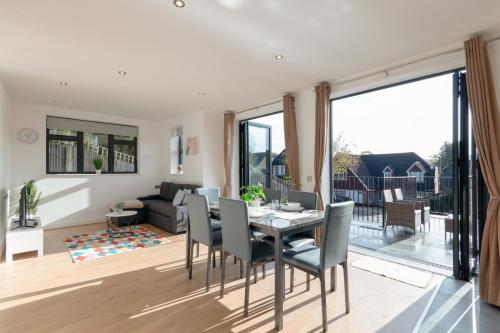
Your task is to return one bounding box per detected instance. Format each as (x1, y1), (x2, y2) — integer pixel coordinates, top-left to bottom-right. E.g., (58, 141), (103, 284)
(250, 199), (261, 208)
(95, 169), (102, 175)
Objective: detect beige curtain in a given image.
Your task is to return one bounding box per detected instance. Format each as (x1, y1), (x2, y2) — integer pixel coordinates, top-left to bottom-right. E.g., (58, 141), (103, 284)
(223, 112), (235, 197)
(283, 94), (300, 190)
(314, 82), (331, 211)
(465, 36), (500, 306)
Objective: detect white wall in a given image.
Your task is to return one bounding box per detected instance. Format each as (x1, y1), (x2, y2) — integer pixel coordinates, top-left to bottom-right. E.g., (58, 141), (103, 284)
(161, 110), (225, 189)
(9, 103), (163, 229)
(0, 78), (11, 246)
(489, 40), (500, 102)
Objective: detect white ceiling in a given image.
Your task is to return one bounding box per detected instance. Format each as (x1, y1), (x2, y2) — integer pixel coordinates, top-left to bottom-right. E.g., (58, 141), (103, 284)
(1, 0), (500, 119)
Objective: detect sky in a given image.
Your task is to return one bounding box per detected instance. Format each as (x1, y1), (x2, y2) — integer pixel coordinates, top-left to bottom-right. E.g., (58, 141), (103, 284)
(251, 112), (285, 154)
(249, 72), (454, 161)
(332, 73), (454, 160)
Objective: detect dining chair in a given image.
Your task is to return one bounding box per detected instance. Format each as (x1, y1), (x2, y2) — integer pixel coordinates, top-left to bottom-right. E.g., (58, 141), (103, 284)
(284, 191), (318, 248)
(196, 187), (220, 205)
(186, 194), (222, 291)
(283, 201), (354, 332)
(219, 197), (275, 317)
(264, 188), (281, 203)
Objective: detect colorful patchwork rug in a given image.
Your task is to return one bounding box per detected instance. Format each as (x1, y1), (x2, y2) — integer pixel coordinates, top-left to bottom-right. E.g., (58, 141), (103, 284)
(64, 225), (170, 263)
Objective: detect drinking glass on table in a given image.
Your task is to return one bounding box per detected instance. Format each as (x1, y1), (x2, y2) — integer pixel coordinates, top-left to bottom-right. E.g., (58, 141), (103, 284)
(271, 199), (280, 210)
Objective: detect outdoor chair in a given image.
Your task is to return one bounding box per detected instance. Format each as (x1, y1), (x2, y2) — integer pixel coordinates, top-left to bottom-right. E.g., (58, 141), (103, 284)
(383, 190), (422, 236)
(393, 188), (431, 230)
(219, 198), (275, 317)
(283, 201), (354, 332)
(186, 194), (223, 292)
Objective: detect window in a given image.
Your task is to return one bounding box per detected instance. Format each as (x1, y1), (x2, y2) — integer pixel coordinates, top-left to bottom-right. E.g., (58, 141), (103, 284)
(46, 116), (138, 174)
(382, 166), (394, 178)
(408, 171), (425, 183)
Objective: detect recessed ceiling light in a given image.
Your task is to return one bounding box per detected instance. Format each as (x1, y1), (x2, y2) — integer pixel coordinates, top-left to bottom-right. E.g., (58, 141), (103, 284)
(275, 55), (284, 60)
(198, 92), (206, 96)
(118, 71), (127, 76)
(54, 99), (62, 103)
(59, 81), (68, 86)
(173, 0), (185, 8)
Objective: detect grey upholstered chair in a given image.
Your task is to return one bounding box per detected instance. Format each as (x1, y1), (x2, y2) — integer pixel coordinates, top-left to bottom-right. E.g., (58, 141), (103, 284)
(186, 194), (222, 292)
(196, 187), (220, 204)
(219, 197), (275, 317)
(284, 191), (318, 248)
(264, 188), (281, 203)
(283, 201), (354, 332)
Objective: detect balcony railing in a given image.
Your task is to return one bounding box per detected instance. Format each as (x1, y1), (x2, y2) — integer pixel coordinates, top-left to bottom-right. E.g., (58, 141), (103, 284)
(249, 172), (293, 201)
(333, 175), (453, 225)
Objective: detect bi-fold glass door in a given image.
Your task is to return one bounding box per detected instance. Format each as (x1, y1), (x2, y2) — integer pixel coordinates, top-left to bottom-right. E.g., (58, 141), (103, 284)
(240, 121), (272, 188)
(452, 70), (487, 280)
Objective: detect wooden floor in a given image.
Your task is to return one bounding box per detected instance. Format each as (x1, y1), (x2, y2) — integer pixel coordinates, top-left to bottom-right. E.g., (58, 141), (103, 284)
(0, 223), (469, 332)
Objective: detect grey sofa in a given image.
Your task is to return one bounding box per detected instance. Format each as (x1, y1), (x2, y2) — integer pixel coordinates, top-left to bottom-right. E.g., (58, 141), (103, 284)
(138, 182), (200, 233)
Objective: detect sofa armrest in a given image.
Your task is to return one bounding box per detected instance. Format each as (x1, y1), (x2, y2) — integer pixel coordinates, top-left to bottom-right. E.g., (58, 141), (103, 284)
(137, 194), (161, 201)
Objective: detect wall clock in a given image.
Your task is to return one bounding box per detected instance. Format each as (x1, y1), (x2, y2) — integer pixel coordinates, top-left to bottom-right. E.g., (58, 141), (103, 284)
(17, 128), (39, 144)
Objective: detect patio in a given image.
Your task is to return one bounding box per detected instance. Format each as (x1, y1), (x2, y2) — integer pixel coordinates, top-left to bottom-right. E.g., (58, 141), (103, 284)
(348, 215), (453, 272)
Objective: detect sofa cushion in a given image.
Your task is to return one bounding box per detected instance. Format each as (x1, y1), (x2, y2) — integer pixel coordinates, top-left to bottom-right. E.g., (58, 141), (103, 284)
(148, 200), (177, 217)
(172, 189), (185, 206)
(159, 182), (173, 201)
(167, 183), (184, 202)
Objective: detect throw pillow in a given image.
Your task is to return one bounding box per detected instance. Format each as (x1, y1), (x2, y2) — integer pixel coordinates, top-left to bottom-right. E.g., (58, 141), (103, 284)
(172, 189), (185, 207)
(182, 189), (192, 205)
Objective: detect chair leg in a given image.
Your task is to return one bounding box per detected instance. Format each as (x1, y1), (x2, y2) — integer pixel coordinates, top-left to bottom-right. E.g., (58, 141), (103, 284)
(188, 239), (194, 280)
(220, 249), (223, 267)
(244, 261), (251, 317)
(234, 255), (237, 264)
(206, 245), (212, 292)
(306, 272), (311, 291)
(240, 258), (243, 279)
(342, 262), (350, 314)
(290, 266), (294, 293)
(254, 267), (258, 284)
(196, 242), (200, 257)
(262, 264), (266, 279)
(330, 266), (337, 293)
(220, 251), (226, 299)
(212, 249), (216, 268)
(320, 270), (328, 332)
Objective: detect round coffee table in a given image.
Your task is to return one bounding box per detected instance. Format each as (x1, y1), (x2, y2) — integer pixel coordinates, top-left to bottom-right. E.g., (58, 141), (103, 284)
(105, 211), (138, 238)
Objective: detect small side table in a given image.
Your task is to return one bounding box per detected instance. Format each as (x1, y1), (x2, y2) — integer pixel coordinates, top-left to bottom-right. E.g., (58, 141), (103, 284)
(105, 211), (138, 238)
(6, 217), (43, 263)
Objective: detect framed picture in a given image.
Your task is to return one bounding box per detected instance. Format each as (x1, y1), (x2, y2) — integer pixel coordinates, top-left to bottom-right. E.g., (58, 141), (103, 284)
(185, 136), (199, 155)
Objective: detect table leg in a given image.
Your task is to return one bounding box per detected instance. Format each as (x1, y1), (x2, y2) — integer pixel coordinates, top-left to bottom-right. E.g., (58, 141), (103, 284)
(274, 233), (284, 331)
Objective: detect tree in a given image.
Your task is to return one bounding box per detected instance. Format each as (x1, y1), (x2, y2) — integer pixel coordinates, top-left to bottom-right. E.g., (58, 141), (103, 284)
(332, 133), (359, 175)
(430, 142), (452, 169)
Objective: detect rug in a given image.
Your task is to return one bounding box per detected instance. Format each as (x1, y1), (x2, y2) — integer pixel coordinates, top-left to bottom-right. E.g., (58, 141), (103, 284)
(351, 256), (433, 288)
(64, 225), (171, 263)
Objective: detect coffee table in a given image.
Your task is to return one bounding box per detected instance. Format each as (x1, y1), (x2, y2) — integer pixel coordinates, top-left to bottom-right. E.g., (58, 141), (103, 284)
(105, 211), (138, 238)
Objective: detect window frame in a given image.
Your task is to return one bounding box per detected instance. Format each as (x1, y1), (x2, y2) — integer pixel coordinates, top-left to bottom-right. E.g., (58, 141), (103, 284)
(46, 121), (138, 175)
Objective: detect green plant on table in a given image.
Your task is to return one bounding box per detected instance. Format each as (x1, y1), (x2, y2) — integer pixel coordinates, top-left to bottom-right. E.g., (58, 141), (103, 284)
(240, 183), (266, 205)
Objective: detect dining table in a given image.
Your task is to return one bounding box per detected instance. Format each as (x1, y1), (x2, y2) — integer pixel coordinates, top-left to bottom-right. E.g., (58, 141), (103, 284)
(206, 204), (325, 331)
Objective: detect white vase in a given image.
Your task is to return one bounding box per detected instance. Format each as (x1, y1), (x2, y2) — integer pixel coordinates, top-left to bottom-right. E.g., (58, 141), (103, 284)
(95, 169), (102, 175)
(250, 199), (261, 208)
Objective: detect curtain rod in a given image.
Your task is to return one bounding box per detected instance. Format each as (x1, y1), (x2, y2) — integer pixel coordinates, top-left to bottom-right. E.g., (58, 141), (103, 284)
(235, 99), (283, 115)
(333, 35), (500, 87)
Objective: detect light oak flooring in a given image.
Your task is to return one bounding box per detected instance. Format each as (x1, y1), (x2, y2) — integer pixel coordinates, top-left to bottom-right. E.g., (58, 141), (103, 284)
(0, 223), (497, 333)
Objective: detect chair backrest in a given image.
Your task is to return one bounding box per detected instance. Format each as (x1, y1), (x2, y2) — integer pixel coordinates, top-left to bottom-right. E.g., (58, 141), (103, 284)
(196, 187), (220, 203)
(219, 197), (252, 261)
(288, 191), (318, 210)
(185, 194), (212, 245)
(264, 188), (281, 203)
(320, 201), (354, 269)
(393, 188), (404, 201)
(383, 189), (394, 203)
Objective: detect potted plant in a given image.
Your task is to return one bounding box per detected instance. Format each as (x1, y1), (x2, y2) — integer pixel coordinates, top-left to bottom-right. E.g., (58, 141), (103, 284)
(240, 183), (266, 207)
(25, 180), (41, 218)
(93, 157), (103, 174)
